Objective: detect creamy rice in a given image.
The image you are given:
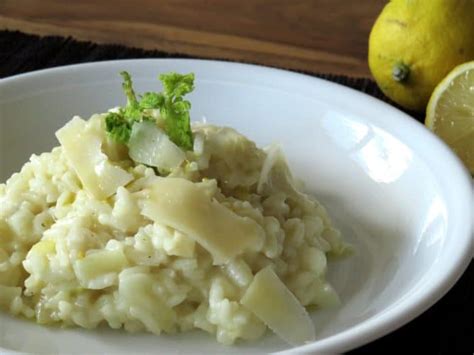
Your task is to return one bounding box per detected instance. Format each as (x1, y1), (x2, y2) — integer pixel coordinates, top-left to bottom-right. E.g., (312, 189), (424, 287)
(0, 114), (348, 345)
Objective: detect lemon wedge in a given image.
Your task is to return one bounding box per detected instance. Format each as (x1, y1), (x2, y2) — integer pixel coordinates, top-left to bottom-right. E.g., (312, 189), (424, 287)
(426, 61), (474, 173)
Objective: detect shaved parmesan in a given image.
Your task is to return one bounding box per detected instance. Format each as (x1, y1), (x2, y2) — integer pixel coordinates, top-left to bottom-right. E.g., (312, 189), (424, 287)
(241, 266), (315, 346)
(257, 143), (280, 194)
(56, 117), (133, 200)
(142, 178), (264, 264)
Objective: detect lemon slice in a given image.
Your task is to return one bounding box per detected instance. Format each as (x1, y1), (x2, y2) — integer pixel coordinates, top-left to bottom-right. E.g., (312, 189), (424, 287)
(426, 61), (474, 173)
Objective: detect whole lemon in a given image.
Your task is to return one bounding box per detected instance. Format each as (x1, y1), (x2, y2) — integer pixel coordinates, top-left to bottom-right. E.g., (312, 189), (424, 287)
(368, 0), (474, 111)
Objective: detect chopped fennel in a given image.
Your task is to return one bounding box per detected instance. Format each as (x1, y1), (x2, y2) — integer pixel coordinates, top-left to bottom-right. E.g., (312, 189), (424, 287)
(128, 121), (185, 171)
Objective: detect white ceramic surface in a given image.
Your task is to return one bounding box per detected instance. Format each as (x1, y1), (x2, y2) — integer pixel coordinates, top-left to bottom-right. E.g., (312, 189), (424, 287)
(0, 59), (472, 354)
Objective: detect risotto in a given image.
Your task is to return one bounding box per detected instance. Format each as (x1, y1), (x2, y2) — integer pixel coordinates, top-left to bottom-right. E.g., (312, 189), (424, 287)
(0, 72), (349, 346)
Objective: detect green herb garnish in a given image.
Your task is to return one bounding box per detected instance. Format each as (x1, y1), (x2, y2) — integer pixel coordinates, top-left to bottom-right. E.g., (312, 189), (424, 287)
(105, 111), (133, 144)
(105, 71), (194, 151)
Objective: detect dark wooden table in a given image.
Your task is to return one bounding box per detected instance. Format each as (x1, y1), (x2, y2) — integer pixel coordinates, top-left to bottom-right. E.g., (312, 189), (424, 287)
(0, 0), (385, 77)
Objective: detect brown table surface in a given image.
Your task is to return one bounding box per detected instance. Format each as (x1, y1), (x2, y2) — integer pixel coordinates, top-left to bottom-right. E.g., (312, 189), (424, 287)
(0, 0), (386, 77)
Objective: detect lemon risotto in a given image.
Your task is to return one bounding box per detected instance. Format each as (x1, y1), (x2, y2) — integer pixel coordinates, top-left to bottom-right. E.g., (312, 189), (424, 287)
(0, 72), (349, 345)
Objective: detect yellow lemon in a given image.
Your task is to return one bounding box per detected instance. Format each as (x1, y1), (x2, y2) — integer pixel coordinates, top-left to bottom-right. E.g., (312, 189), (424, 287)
(426, 61), (474, 174)
(368, 0), (474, 111)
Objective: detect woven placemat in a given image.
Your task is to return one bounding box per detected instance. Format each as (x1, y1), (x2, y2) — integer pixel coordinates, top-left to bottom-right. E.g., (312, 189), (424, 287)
(0, 29), (471, 353)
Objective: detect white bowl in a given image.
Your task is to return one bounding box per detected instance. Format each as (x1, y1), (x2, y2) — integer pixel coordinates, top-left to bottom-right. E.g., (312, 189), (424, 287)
(0, 59), (472, 354)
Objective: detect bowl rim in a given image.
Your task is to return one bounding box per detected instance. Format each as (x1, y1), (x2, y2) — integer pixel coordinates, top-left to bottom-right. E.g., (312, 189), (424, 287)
(0, 59), (472, 354)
